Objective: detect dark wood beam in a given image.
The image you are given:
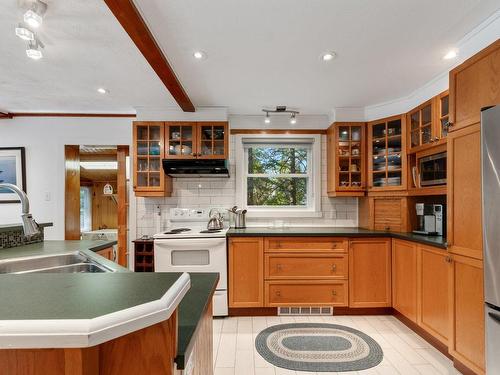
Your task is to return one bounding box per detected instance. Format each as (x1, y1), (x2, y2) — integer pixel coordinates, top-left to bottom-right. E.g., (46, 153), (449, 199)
(0, 112), (13, 119)
(103, 0), (195, 112)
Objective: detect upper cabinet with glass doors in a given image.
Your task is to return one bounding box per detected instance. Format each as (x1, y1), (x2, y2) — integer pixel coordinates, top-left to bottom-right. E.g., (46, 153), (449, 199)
(165, 122), (228, 159)
(407, 91), (449, 153)
(367, 115), (406, 191)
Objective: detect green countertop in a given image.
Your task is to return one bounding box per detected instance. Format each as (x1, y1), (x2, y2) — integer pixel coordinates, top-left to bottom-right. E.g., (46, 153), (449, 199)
(175, 273), (219, 369)
(0, 273), (184, 319)
(0, 240), (118, 260)
(227, 227), (447, 249)
(0, 222), (53, 233)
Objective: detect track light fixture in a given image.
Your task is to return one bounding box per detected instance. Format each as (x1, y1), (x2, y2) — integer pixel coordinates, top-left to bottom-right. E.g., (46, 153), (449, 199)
(23, 1), (47, 28)
(26, 39), (43, 60)
(15, 24), (34, 41)
(262, 106), (300, 125)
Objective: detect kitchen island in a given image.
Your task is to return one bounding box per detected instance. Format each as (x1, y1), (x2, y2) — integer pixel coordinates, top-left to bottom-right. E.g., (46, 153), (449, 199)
(0, 240), (218, 375)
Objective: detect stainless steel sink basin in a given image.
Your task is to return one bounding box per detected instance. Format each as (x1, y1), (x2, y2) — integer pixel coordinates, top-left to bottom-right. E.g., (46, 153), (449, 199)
(0, 252), (114, 274)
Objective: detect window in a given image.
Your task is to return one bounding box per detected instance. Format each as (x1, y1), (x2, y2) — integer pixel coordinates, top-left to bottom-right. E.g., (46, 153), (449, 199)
(235, 134), (321, 217)
(80, 186), (92, 233)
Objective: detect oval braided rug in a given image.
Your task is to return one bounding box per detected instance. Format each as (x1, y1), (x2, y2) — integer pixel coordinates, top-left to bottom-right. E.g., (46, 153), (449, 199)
(255, 323), (383, 372)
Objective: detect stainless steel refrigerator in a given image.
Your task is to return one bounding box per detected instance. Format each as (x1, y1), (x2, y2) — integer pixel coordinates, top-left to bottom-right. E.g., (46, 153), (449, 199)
(481, 105), (500, 374)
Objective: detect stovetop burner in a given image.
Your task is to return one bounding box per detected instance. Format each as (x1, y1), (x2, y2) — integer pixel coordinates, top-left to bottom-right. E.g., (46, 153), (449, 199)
(163, 228), (191, 235)
(199, 229), (222, 234)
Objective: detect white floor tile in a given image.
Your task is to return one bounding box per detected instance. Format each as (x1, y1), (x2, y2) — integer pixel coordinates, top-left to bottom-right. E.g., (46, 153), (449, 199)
(215, 332), (237, 368)
(214, 368), (235, 375)
(235, 349), (255, 375)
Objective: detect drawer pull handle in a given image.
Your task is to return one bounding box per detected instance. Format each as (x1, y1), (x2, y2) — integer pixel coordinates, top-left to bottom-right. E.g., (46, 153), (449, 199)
(445, 256), (453, 263)
(332, 243), (337, 248)
(277, 264), (282, 271)
(275, 291), (281, 297)
(331, 264), (337, 272)
(332, 290), (337, 296)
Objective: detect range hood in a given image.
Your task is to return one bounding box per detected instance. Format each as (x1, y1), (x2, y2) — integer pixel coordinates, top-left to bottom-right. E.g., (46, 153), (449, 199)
(162, 159), (229, 178)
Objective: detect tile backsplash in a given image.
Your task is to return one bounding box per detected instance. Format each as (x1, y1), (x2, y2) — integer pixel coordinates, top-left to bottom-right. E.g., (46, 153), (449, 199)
(0, 227), (45, 249)
(135, 135), (357, 237)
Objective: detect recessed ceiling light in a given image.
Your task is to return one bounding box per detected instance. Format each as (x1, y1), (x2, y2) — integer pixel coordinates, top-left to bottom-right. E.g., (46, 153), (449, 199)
(15, 26), (34, 41)
(290, 113), (297, 125)
(321, 52), (337, 61)
(193, 51), (207, 60)
(97, 88), (108, 94)
(264, 113), (271, 124)
(443, 49), (458, 60)
(26, 40), (42, 60)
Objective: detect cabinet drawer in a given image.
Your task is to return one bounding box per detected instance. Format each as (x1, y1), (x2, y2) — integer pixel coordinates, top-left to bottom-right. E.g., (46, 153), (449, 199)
(264, 237), (348, 253)
(265, 254), (348, 280)
(265, 281), (348, 307)
(374, 224), (402, 232)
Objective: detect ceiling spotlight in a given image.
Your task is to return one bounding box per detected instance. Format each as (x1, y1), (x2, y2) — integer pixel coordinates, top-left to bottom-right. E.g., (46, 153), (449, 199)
(264, 113), (271, 124)
(15, 25), (34, 41)
(193, 51), (207, 60)
(443, 49), (458, 60)
(321, 52), (337, 61)
(26, 40), (43, 60)
(97, 88), (108, 94)
(290, 113), (297, 125)
(23, 1), (47, 29)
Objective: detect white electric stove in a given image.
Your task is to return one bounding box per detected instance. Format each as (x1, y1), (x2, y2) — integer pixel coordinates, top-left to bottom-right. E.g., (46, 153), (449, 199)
(154, 208), (228, 316)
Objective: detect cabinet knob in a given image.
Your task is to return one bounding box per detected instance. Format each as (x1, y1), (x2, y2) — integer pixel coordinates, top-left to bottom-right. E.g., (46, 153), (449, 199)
(434, 137), (440, 141)
(331, 264), (337, 272)
(276, 264), (282, 271)
(275, 291), (281, 297)
(430, 139), (435, 143)
(448, 122), (454, 128)
(332, 243), (337, 248)
(445, 256), (453, 263)
(385, 226), (390, 231)
(332, 290), (337, 296)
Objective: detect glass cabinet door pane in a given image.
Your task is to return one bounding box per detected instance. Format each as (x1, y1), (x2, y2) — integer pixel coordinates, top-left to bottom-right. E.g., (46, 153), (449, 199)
(339, 127), (349, 141)
(410, 112), (419, 131)
(201, 141), (212, 156)
(181, 126), (193, 140)
(422, 126), (432, 144)
(149, 173), (160, 187)
(200, 126), (212, 140)
(149, 158), (160, 171)
(441, 96), (449, 117)
(422, 105), (432, 125)
(441, 118), (449, 137)
(372, 123), (385, 139)
(137, 158), (148, 172)
(213, 126), (225, 140)
(149, 141), (161, 156)
(351, 127), (361, 142)
(168, 126), (181, 140)
(137, 173), (148, 187)
(137, 126), (148, 140)
(149, 126), (161, 140)
(411, 131), (419, 148)
(137, 142), (148, 155)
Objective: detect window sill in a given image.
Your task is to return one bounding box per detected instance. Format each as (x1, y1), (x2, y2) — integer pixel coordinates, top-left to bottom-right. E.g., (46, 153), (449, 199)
(246, 210), (323, 218)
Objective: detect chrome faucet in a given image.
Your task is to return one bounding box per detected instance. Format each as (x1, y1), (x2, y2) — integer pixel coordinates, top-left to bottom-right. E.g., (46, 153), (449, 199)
(0, 183), (40, 239)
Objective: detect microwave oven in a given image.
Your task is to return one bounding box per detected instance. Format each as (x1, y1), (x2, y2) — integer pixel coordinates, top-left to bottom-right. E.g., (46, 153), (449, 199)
(414, 152), (447, 187)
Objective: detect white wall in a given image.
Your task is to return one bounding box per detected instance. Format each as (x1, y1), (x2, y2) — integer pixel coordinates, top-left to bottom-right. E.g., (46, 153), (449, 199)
(0, 116), (133, 240)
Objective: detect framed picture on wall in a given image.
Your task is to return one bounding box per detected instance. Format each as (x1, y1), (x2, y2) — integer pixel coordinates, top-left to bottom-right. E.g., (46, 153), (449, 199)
(0, 147), (26, 203)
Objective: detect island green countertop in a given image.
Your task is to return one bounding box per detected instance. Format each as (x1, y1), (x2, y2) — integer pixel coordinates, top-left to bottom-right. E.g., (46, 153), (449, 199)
(227, 227), (447, 249)
(175, 273), (219, 370)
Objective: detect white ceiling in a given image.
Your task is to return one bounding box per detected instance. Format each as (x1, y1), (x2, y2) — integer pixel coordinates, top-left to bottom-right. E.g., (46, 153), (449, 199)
(1, 0), (499, 115)
(0, 0), (177, 113)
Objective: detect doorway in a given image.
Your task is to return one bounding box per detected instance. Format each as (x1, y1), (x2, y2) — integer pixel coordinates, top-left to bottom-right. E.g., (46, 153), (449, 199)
(64, 145), (130, 267)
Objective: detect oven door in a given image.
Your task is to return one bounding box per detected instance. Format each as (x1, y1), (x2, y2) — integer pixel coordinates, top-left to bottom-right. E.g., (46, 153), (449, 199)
(419, 152), (447, 186)
(154, 238), (227, 289)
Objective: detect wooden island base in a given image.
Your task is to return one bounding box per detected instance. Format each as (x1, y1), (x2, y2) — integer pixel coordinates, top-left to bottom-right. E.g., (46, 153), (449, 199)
(0, 312), (178, 375)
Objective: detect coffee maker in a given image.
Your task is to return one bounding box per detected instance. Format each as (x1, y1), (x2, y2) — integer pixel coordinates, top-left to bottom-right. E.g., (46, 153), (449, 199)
(413, 203), (446, 236)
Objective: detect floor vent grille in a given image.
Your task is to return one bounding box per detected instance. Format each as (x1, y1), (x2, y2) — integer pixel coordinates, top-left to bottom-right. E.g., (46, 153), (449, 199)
(278, 306), (333, 316)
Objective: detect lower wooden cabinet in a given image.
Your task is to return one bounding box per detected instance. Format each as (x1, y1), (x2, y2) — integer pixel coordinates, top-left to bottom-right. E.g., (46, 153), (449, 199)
(96, 246), (114, 261)
(265, 280), (348, 307)
(392, 239), (418, 322)
(418, 245), (450, 345)
(228, 237), (264, 308)
(449, 254), (485, 374)
(349, 238), (392, 307)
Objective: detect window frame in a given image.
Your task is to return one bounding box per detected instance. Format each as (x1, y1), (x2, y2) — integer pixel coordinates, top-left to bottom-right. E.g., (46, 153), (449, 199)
(80, 186), (92, 233)
(235, 134), (322, 218)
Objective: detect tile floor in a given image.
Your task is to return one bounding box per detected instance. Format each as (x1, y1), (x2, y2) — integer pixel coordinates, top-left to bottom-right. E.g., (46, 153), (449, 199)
(212, 315), (462, 375)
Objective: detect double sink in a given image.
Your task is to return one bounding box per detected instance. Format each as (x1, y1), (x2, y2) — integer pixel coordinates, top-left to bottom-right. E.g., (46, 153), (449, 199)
(0, 252), (115, 274)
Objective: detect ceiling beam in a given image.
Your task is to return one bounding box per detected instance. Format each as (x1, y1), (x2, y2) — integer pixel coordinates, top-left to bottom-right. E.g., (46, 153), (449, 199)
(0, 112), (13, 119)
(103, 0), (195, 112)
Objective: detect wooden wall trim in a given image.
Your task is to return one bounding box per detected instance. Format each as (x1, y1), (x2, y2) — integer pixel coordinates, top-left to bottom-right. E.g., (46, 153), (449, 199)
(103, 0), (195, 112)
(64, 145), (81, 240)
(230, 129), (327, 135)
(117, 146), (129, 267)
(0, 112), (13, 119)
(7, 112), (136, 118)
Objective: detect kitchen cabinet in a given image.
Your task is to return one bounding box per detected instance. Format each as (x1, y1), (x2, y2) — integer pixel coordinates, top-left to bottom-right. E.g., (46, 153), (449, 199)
(449, 39), (500, 132)
(348, 238), (391, 308)
(406, 91), (449, 153)
(165, 121), (228, 160)
(418, 245), (449, 345)
(392, 239), (417, 322)
(448, 254), (485, 374)
(367, 115), (406, 191)
(358, 196), (410, 233)
(228, 237), (264, 308)
(133, 239), (154, 272)
(96, 246), (114, 261)
(133, 121), (172, 197)
(327, 122), (366, 197)
(447, 123), (483, 260)
(264, 237), (348, 253)
(264, 253), (348, 280)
